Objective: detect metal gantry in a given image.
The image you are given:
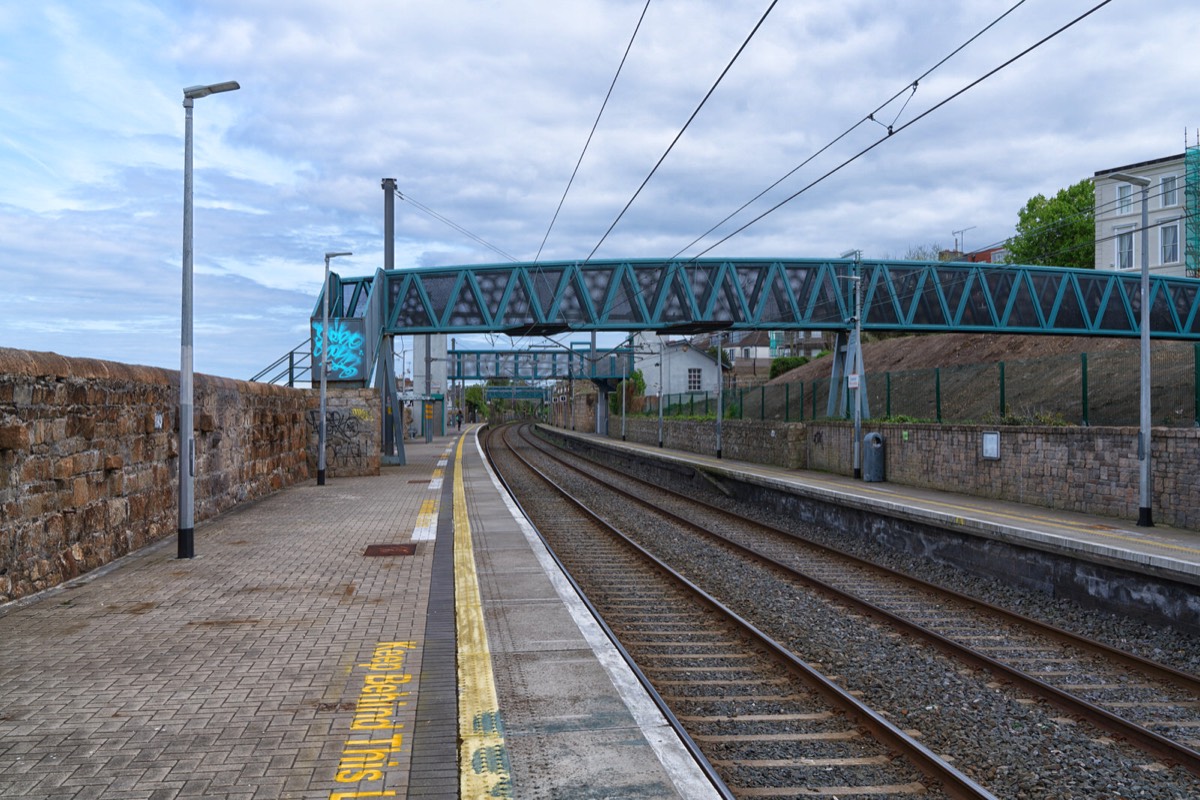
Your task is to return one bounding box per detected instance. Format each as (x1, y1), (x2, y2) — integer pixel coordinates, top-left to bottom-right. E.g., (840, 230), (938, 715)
(448, 348), (632, 381)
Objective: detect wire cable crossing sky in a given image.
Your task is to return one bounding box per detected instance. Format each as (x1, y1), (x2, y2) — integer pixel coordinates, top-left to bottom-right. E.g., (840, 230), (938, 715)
(0, 0), (1193, 379)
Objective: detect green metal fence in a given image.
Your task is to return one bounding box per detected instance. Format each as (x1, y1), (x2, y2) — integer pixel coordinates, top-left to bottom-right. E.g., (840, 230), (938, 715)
(636, 343), (1200, 427)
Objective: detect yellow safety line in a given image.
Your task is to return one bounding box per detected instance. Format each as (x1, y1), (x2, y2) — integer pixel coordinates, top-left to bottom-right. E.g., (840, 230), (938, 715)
(453, 430), (512, 798)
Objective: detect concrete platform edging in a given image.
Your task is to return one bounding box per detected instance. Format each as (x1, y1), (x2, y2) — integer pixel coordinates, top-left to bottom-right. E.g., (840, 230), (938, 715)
(470, 428), (722, 800)
(454, 432), (513, 798)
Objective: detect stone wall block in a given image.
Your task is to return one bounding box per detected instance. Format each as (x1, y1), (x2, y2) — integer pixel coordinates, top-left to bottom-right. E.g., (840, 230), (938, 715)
(0, 347), (313, 603)
(21, 457), (49, 483)
(0, 422), (30, 451)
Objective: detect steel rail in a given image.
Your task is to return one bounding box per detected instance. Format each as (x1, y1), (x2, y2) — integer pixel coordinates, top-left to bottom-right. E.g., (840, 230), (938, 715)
(524, 424), (1200, 777)
(494, 423), (997, 800)
(482, 426), (737, 800)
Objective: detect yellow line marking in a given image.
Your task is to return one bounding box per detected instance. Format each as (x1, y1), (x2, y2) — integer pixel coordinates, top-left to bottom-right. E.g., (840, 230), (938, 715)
(454, 430), (512, 798)
(411, 498), (438, 541)
(328, 641), (415, 798)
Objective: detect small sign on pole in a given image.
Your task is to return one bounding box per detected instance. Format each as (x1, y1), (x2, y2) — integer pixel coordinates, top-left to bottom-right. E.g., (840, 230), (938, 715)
(848, 373), (860, 390)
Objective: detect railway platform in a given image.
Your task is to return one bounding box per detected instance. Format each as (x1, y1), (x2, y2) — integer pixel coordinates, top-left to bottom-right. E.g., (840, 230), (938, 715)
(0, 427), (719, 800)
(547, 425), (1200, 591)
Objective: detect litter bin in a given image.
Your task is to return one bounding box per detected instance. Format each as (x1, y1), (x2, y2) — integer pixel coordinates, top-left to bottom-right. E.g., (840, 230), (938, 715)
(862, 432), (885, 482)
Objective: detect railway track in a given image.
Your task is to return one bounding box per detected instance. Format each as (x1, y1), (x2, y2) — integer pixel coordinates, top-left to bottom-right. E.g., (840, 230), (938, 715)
(484, 422), (1200, 798)
(486, 424), (991, 799)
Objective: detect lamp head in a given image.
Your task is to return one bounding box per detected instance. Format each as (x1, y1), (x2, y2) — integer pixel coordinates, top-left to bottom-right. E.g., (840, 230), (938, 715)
(183, 81), (241, 100)
(1107, 172), (1150, 187)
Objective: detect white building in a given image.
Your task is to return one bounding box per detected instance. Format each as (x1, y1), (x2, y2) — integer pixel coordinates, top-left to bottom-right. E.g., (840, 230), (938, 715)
(1094, 151), (1196, 277)
(630, 332), (719, 399)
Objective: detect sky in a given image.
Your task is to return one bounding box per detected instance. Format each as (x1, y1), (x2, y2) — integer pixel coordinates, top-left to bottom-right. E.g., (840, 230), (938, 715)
(0, 0), (1195, 380)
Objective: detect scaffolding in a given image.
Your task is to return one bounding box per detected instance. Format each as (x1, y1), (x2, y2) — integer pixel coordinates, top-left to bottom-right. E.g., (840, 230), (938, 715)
(1187, 144), (1199, 277)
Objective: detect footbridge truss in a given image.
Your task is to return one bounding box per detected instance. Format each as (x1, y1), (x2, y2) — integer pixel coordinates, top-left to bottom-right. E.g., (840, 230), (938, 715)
(305, 257), (1200, 461)
(319, 257), (1200, 343)
(448, 348), (632, 381)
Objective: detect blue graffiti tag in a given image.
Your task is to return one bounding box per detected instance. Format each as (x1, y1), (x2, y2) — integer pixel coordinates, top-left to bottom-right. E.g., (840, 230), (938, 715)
(313, 320), (365, 379)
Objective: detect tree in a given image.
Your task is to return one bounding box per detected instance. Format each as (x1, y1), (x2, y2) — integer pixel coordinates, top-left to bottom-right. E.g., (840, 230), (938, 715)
(1005, 178), (1095, 269)
(464, 384), (485, 415)
(769, 356), (808, 379)
(881, 243), (951, 261)
(903, 243), (949, 261)
(608, 369), (646, 415)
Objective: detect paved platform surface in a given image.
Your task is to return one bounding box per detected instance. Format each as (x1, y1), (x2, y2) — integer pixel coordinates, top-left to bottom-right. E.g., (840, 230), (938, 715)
(0, 429), (714, 800)
(550, 427), (1200, 586)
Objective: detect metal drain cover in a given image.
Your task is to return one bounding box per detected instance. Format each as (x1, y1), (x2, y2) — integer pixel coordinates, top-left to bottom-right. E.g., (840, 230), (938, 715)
(364, 543), (416, 557)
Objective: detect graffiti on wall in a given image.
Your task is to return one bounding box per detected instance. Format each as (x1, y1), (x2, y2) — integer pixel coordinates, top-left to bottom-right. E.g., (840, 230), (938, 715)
(311, 317), (366, 381)
(309, 408), (367, 461)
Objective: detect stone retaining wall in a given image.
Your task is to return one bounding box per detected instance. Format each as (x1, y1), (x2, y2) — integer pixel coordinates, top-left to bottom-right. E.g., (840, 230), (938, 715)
(306, 388), (380, 477)
(615, 416), (806, 468)
(601, 416), (1200, 531)
(806, 421), (1200, 531)
(0, 348), (311, 603)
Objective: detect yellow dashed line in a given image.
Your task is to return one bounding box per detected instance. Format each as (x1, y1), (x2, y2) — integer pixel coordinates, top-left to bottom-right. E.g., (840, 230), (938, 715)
(453, 431), (512, 798)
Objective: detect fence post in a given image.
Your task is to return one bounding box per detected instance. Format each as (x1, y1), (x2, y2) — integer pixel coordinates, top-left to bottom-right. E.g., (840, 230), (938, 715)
(886, 372), (892, 418)
(998, 361), (1005, 417)
(785, 383), (790, 422)
(288, 351), (295, 388)
(760, 385), (765, 420)
(1081, 353), (1089, 426)
(935, 367), (942, 423)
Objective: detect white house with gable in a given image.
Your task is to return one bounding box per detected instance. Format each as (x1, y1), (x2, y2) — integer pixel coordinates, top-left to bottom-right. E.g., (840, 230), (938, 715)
(1094, 151), (1194, 277)
(630, 332), (719, 400)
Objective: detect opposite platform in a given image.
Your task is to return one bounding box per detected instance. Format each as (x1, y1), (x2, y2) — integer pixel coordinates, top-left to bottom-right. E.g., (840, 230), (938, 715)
(546, 426), (1200, 589)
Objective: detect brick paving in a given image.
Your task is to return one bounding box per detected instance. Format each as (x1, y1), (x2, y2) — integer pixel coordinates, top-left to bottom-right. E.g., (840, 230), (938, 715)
(0, 437), (458, 800)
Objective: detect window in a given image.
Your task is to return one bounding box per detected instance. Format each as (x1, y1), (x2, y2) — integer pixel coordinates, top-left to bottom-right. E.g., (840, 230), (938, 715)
(1116, 227), (1134, 270)
(742, 347), (751, 359)
(687, 368), (702, 392)
(1117, 184), (1133, 215)
(1161, 222), (1180, 263)
(1161, 175), (1178, 207)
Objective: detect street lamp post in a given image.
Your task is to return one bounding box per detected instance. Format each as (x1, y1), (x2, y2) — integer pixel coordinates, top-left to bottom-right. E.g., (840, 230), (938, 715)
(178, 80), (239, 560)
(319, 251), (353, 486)
(658, 345), (664, 448)
(715, 332), (724, 459)
(840, 250), (864, 479)
(621, 341), (628, 441)
(1110, 172), (1154, 526)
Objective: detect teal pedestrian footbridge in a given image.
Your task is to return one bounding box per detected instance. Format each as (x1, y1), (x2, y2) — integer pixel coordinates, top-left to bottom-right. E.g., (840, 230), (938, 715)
(249, 257), (1200, 459)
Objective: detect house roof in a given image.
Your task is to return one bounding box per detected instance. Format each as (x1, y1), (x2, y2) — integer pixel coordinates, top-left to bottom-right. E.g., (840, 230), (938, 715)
(1094, 152), (1185, 178)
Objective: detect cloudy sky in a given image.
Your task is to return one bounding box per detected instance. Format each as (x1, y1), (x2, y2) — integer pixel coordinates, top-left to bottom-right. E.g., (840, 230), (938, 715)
(0, 0), (1194, 380)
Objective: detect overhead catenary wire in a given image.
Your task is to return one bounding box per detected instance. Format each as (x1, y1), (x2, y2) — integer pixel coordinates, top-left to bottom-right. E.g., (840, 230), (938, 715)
(395, 189), (519, 263)
(687, 0), (1118, 261)
(584, 0), (781, 263)
(674, 0), (1032, 260)
(534, 0), (652, 264)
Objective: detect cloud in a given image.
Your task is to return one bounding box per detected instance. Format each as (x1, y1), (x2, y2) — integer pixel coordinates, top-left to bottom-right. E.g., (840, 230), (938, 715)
(0, 0), (1194, 378)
